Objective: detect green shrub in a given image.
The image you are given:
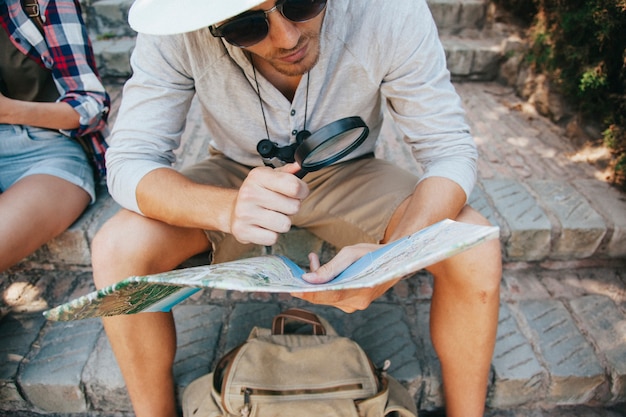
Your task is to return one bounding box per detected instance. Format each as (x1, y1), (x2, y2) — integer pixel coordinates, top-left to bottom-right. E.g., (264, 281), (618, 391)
(495, 0), (626, 188)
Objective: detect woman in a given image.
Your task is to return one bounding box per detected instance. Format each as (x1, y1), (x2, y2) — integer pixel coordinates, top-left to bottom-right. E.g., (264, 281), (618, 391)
(0, 0), (110, 271)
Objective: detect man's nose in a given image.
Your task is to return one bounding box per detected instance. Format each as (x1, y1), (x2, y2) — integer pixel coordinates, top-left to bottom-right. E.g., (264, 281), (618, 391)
(265, 10), (300, 49)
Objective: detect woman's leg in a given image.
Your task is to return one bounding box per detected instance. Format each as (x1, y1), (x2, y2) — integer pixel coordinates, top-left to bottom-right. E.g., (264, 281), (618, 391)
(0, 174), (90, 271)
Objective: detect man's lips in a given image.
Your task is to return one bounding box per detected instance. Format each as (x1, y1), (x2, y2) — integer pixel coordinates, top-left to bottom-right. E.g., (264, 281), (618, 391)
(276, 43), (308, 63)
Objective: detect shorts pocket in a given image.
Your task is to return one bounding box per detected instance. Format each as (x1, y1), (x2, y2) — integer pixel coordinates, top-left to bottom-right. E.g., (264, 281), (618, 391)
(25, 126), (66, 142)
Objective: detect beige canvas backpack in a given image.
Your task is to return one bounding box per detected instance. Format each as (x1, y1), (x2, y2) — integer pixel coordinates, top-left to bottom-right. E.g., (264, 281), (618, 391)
(182, 308), (418, 417)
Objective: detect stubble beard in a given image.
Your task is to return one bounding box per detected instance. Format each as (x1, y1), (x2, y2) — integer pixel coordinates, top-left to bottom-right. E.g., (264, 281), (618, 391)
(267, 31), (321, 77)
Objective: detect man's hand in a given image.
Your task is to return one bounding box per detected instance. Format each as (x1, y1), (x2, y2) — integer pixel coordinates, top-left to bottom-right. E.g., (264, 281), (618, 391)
(292, 243), (400, 313)
(230, 163), (309, 246)
(301, 243), (381, 284)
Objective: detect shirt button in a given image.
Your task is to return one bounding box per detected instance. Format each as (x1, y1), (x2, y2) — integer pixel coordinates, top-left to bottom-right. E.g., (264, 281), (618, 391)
(291, 129), (298, 136)
(290, 109), (296, 116)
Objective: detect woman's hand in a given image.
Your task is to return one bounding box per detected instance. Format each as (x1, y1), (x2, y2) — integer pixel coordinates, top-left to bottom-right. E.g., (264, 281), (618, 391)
(0, 92), (80, 129)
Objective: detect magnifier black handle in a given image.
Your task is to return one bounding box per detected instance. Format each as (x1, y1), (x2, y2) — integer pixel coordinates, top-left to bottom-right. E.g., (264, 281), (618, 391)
(294, 169), (307, 179)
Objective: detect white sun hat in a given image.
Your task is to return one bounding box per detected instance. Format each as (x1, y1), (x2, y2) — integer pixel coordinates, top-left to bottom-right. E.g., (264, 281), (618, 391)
(128, 0), (266, 35)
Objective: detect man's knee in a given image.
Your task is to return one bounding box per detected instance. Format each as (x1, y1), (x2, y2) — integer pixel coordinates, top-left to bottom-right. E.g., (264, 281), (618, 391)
(91, 210), (161, 287)
(432, 206), (503, 293)
(91, 209), (211, 288)
(93, 210), (138, 257)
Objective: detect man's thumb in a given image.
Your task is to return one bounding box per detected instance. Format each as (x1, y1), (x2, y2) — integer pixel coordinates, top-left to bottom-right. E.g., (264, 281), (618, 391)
(275, 162), (303, 175)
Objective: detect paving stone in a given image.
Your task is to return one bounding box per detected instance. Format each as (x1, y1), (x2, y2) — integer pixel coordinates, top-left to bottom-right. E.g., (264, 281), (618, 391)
(172, 305), (226, 387)
(427, 0), (487, 32)
(457, 0), (489, 29)
(489, 303), (546, 408)
(407, 272), (434, 301)
(485, 405), (626, 417)
(82, 305), (225, 411)
(443, 37), (475, 76)
(516, 299), (606, 405)
(574, 179), (626, 258)
(19, 319), (102, 413)
(539, 270), (592, 299)
(568, 295), (626, 403)
(82, 333), (131, 412)
(92, 37), (135, 78)
(38, 228), (91, 267)
(501, 271), (552, 301)
(482, 179), (552, 261)
(341, 303), (422, 383)
(90, 0), (134, 37)
(224, 303), (282, 352)
(442, 36), (504, 81)
(528, 180), (606, 259)
(469, 185), (504, 236)
(414, 302), (444, 411)
(428, 0), (464, 31)
(0, 313), (47, 411)
(469, 38), (503, 79)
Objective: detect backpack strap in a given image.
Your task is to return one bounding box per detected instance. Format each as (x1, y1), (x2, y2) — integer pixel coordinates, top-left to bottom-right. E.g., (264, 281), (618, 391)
(272, 308), (327, 335)
(21, 0), (44, 34)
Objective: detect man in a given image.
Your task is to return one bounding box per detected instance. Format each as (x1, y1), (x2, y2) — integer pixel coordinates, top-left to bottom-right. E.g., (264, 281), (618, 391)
(92, 0), (502, 416)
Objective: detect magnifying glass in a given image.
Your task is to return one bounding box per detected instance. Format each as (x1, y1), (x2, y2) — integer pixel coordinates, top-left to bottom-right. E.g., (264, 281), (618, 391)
(257, 116), (369, 179)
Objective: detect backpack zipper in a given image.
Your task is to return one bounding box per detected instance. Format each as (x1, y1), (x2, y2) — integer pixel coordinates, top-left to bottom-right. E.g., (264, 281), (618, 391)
(241, 383), (364, 398)
(239, 381), (366, 416)
(240, 383), (364, 415)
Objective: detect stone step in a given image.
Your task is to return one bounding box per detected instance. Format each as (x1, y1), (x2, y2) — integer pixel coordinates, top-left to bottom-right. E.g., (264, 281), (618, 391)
(442, 34), (506, 81)
(86, 0), (508, 80)
(91, 33), (509, 81)
(82, 0), (491, 39)
(91, 36), (135, 78)
(86, 0), (135, 38)
(428, 0), (489, 34)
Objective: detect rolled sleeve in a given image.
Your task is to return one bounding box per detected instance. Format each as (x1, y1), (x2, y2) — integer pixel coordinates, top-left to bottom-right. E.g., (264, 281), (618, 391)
(106, 33), (195, 214)
(381, 0), (477, 201)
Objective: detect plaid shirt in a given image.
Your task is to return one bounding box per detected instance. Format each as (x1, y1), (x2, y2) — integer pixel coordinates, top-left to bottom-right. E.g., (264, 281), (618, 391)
(0, 0), (110, 179)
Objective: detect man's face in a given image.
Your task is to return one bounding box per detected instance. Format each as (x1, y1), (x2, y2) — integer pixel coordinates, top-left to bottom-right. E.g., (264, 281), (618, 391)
(242, 0), (326, 76)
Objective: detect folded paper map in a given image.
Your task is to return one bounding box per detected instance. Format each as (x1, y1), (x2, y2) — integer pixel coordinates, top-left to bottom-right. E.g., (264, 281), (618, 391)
(44, 219), (499, 321)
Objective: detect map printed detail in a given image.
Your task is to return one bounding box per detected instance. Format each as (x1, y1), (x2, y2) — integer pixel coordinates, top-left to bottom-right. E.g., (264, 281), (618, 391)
(44, 219), (500, 321)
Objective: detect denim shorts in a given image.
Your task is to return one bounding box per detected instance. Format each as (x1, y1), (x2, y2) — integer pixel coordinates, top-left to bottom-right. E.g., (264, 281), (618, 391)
(0, 124), (96, 203)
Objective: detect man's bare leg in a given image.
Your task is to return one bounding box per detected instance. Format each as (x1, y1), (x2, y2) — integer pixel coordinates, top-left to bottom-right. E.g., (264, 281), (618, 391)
(426, 206), (502, 417)
(91, 209), (211, 417)
(301, 202), (502, 416)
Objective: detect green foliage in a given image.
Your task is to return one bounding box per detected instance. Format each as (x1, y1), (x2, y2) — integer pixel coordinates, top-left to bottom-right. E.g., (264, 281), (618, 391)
(495, 0), (626, 187)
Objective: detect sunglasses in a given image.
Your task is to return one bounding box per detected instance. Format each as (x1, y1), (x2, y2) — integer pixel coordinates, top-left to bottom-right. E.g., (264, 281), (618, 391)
(209, 0), (327, 48)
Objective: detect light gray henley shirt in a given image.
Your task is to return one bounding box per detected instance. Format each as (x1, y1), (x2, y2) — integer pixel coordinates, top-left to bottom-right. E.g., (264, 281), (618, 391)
(106, 0), (478, 214)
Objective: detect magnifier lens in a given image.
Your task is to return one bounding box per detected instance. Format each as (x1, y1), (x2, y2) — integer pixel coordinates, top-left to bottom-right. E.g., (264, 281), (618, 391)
(302, 128), (367, 165)
(294, 117), (369, 178)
